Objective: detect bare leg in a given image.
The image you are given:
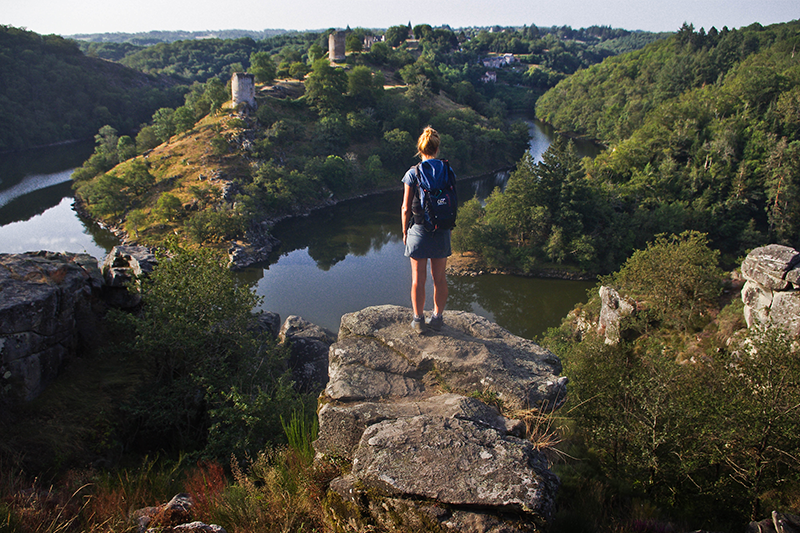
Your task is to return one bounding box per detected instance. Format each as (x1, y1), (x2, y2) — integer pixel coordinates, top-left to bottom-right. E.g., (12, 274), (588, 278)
(410, 257), (428, 318)
(430, 257), (448, 316)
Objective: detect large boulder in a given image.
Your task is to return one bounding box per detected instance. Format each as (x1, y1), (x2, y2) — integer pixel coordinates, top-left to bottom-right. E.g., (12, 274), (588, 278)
(741, 244), (800, 291)
(316, 305), (564, 532)
(0, 252), (104, 401)
(279, 315), (335, 394)
(741, 245), (800, 336)
(747, 511), (800, 533)
(100, 245), (157, 309)
(597, 285), (636, 345)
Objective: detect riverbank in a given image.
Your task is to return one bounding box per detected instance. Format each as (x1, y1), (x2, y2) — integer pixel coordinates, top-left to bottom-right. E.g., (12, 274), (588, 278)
(447, 251), (596, 281)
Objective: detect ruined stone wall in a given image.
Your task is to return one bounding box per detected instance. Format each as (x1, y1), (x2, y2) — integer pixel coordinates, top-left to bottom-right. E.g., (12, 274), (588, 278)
(231, 72), (256, 109)
(328, 31), (345, 62)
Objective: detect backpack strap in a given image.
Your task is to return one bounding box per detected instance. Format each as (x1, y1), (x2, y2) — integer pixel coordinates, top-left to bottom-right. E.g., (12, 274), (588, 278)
(410, 162), (424, 228)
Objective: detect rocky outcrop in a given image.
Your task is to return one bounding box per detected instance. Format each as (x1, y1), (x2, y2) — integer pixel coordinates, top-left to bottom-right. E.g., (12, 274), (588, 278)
(315, 305), (565, 532)
(250, 310), (282, 339)
(747, 510), (800, 533)
(741, 244), (800, 336)
(0, 252), (104, 401)
(279, 315), (335, 394)
(597, 285), (636, 345)
(101, 245), (158, 308)
(228, 220), (280, 270)
(132, 493), (226, 533)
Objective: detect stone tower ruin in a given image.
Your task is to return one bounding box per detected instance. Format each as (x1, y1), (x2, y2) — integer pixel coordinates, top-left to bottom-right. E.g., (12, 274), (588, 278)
(328, 31), (346, 62)
(231, 72), (256, 110)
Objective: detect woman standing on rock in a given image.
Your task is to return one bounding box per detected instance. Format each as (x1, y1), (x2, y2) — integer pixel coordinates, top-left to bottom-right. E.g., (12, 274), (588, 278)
(401, 126), (454, 334)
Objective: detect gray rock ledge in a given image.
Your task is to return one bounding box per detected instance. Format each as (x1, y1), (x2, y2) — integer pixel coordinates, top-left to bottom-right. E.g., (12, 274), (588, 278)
(316, 305), (564, 532)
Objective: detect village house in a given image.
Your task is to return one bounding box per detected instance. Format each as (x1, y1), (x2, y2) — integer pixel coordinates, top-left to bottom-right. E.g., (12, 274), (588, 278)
(481, 71), (497, 83)
(481, 53), (517, 69)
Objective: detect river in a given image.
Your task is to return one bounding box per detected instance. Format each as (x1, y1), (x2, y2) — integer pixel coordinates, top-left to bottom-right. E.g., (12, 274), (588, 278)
(0, 121), (598, 340)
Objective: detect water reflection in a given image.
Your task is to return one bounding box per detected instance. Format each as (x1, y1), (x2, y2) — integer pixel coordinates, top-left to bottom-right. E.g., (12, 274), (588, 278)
(0, 120), (601, 338)
(448, 275), (594, 340)
(0, 141), (116, 259)
(251, 175), (596, 338)
(0, 196), (113, 259)
(247, 119), (602, 338)
(0, 141), (94, 191)
(270, 193), (402, 270)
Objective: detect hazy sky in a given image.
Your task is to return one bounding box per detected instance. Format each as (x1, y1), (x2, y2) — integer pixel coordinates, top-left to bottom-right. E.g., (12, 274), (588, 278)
(4, 0), (798, 36)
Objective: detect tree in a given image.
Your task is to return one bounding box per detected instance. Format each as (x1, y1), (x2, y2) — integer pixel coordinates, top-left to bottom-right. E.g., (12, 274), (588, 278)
(109, 245), (299, 456)
(381, 128), (413, 168)
(385, 25), (410, 48)
(451, 197), (486, 253)
(173, 105), (196, 134)
(346, 32), (363, 53)
(135, 125), (160, 152)
(117, 135), (137, 161)
(95, 125), (119, 159)
(304, 58), (348, 114)
(601, 231), (723, 330)
(152, 107), (176, 143)
(249, 51), (276, 84)
(288, 61), (310, 80)
(82, 172), (128, 218)
(703, 327), (800, 520)
(119, 160), (155, 196)
(156, 192), (182, 222)
(766, 139), (800, 245)
(413, 24), (433, 40)
(368, 41), (390, 64)
(347, 65), (381, 106)
(307, 43), (324, 63)
(363, 154), (385, 184)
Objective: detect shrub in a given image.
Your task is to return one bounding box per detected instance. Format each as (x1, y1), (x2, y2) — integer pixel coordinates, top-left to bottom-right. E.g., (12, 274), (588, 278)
(110, 245), (302, 458)
(600, 231), (723, 330)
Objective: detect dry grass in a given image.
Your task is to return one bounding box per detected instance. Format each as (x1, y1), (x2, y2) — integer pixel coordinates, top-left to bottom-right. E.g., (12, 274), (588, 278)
(0, 449), (336, 533)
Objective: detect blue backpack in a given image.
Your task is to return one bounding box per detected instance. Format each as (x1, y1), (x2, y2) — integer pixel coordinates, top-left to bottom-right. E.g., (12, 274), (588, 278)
(415, 159), (458, 233)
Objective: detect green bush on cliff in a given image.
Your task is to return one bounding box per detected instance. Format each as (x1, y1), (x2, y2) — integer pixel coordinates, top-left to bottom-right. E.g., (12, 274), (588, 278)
(544, 233), (800, 529)
(108, 245), (307, 459)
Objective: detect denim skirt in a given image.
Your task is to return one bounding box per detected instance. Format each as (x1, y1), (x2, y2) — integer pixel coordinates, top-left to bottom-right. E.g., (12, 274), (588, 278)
(404, 224), (451, 259)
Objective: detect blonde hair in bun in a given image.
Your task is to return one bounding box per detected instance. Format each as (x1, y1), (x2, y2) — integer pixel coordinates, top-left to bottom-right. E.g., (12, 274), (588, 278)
(416, 126), (440, 158)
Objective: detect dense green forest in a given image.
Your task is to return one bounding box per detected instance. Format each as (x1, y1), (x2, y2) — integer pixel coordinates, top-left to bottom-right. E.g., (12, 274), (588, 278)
(453, 20), (800, 274)
(0, 26), (184, 151)
(1, 22), (663, 154)
(72, 28), (289, 46)
(67, 22), (667, 252)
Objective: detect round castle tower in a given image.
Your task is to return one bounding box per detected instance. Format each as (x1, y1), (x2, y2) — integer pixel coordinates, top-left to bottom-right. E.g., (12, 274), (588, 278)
(231, 72), (256, 110)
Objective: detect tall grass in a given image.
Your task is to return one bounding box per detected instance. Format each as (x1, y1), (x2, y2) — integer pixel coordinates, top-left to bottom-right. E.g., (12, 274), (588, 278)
(0, 409), (335, 533)
(0, 455), (186, 532)
(207, 408), (328, 532)
(281, 407), (319, 464)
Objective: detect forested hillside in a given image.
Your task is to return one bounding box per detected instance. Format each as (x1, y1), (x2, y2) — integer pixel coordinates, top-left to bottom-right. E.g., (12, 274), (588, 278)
(72, 28), (289, 46)
(454, 20), (800, 274)
(0, 26), (183, 152)
(75, 24), (667, 111)
(1, 23), (663, 152)
(67, 23), (668, 255)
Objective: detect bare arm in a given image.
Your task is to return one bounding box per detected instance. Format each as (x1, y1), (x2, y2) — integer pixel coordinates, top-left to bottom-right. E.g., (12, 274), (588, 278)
(402, 183), (414, 244)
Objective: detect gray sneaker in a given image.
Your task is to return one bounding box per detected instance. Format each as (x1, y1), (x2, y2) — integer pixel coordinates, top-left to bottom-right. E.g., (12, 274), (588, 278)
(411, 317), (426, 334)
(428, 314), (443, 331)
